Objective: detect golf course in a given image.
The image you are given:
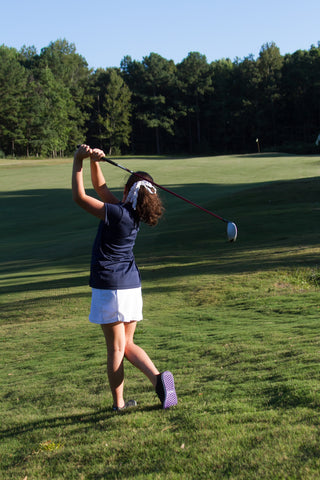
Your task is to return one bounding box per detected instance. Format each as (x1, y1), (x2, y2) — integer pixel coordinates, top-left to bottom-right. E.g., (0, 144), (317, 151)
(1, 152), (319, 479)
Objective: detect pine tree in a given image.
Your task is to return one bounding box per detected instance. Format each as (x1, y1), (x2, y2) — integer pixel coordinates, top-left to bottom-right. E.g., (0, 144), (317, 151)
(0, 46), (28, 155)
(92, 69), (132, 154)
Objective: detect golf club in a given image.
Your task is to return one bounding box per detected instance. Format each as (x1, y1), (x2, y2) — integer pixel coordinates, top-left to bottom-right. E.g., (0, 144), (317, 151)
(77, 146), (238, 241)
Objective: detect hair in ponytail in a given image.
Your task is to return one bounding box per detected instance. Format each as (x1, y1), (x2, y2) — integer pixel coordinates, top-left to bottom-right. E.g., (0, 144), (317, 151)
(125, 171), (164, 226)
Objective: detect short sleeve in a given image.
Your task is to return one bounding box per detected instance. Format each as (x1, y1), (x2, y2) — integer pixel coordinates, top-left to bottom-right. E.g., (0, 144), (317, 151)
(104, 203), (123, 226)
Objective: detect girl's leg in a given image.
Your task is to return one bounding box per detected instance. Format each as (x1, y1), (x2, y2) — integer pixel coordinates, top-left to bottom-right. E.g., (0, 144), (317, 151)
(101, 322), (126, 408)
(124, 321), (160, 388)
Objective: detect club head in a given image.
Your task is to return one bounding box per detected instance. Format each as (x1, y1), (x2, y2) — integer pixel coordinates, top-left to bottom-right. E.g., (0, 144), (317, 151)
(227, 222), (237, 242)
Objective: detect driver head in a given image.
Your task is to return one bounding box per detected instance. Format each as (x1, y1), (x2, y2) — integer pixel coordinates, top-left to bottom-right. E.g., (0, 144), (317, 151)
(227, 222), (237, 242)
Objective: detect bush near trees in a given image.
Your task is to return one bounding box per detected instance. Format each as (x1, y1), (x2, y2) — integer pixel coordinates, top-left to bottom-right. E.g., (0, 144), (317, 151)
(1, 39), (320, 157)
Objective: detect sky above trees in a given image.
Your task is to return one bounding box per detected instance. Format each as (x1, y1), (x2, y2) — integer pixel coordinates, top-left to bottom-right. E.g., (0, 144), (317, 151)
(1, 0), (319, 69)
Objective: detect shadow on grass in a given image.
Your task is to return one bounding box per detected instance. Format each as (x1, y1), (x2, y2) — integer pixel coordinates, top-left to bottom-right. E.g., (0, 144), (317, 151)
(1, 291), (91, 323)
(0, 273), (90, 295)
(263, 382), (320, 409)
(0, 404), (162, 440)
(1, 176), (319, 292)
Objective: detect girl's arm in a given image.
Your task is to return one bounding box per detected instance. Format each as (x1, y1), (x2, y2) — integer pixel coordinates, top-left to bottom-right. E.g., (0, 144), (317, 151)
(72, 145), (106, 220)
(90, 149), (120, 204)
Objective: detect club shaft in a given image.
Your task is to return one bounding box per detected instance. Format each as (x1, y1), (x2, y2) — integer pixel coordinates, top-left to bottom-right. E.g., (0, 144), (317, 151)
(102, 156), (228, 223)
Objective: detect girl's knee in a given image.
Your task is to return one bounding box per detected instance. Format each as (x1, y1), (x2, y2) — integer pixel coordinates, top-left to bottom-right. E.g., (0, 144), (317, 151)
(124, 340), (136, 356)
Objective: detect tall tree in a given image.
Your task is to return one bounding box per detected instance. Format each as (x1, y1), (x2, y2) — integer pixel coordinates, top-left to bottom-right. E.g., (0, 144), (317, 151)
(39, 39), (91, 152)
(19, 72), (45, 156)
(177, 52), (213, 153)
(281, 44), (320, 146)
(34, 66), (74, 156)
(229, 55), (260, 152)
(122, 53), (177, 154)
(208, 58), (235, 153)
(91, 68), (132, 154)
(0, 46), (28, 155)
(257, 42), (283, 146)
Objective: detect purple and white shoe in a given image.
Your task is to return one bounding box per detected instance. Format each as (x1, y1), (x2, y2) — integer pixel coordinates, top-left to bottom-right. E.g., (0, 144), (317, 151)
(156, 371), (178, 409)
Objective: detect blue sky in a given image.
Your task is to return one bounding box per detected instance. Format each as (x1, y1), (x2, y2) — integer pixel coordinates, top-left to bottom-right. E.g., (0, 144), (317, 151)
(1, 0), (319, 69)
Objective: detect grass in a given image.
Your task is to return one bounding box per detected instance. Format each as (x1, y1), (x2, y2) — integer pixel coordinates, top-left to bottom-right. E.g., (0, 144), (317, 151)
(1, 153), (320, 479)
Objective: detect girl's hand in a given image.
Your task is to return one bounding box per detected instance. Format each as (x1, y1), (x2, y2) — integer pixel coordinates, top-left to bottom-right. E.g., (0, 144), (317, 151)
(75, 144), (92, 160)
(90, 148), (106, 162)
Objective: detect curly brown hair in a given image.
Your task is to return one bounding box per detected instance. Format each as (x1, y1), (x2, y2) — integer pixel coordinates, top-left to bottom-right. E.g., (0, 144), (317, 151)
(125, 171), (164, 226)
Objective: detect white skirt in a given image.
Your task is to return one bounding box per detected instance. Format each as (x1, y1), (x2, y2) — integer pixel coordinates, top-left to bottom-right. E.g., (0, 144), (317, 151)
(89, 287), (143, 324)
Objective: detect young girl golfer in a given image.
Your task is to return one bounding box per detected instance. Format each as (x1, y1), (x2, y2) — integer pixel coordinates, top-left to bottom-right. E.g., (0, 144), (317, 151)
(72, 145), (177, 411)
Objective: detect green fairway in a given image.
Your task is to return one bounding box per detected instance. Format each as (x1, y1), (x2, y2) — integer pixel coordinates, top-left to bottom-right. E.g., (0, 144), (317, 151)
(1, 154), (320, 479)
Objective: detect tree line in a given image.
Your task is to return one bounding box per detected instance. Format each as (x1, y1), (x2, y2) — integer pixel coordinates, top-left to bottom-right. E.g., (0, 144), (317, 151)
(1, 39), (320, 157)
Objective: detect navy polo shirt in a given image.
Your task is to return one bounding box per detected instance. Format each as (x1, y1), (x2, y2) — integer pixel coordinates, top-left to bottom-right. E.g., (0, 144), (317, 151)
(89, 202), (141, 290)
